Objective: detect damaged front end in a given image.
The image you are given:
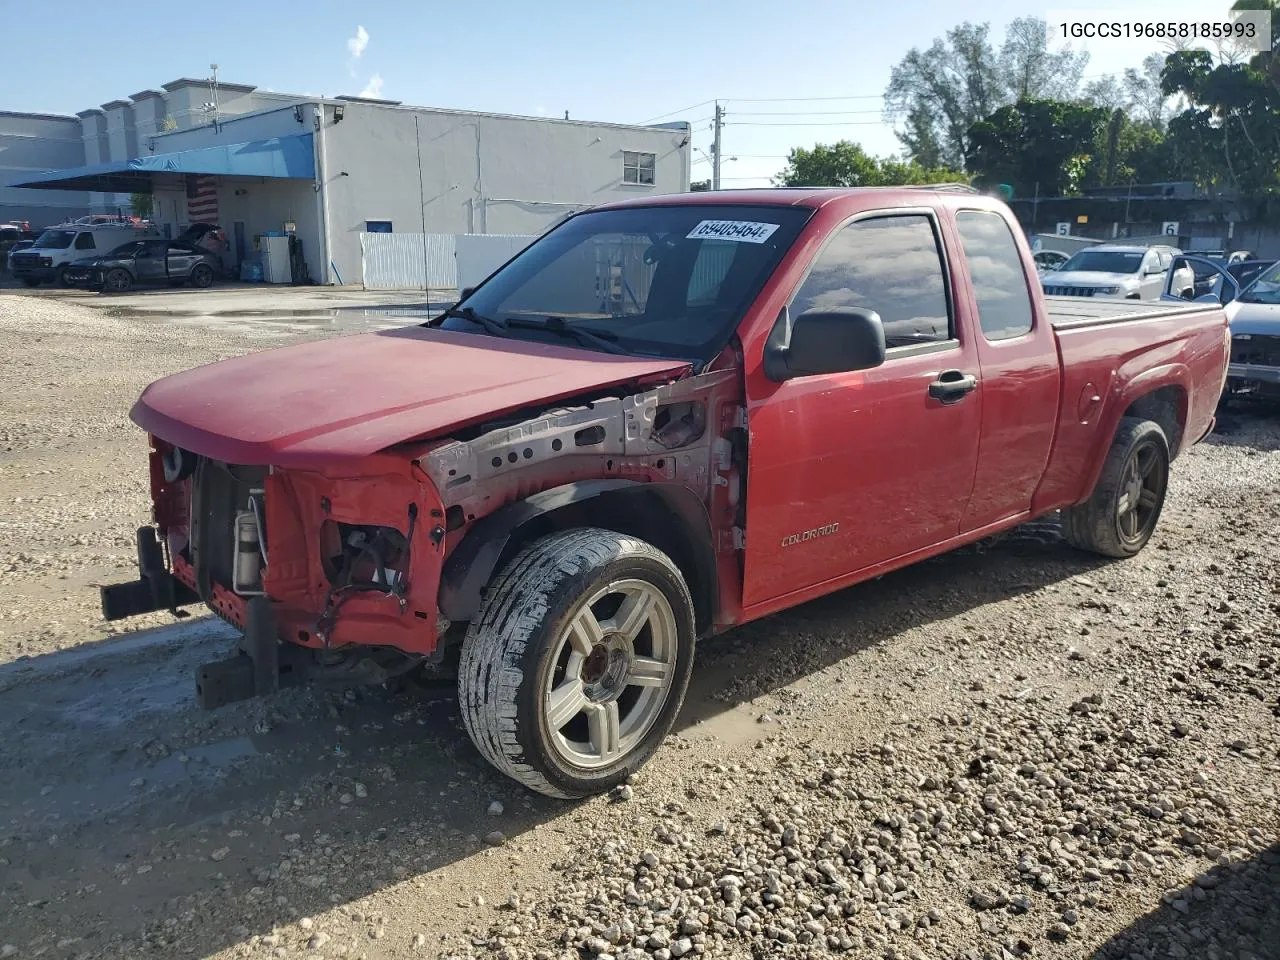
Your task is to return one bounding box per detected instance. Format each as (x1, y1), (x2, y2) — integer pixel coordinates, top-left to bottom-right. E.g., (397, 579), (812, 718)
(101, 364), (745, 709)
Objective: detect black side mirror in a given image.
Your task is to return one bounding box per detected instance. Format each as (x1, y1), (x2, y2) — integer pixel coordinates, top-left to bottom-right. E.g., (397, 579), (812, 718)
(459, 286), (475, 300)
(765, 307), (887, 382)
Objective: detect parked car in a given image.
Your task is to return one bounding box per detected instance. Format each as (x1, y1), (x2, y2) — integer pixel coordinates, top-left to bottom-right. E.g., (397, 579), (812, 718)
(1043, 243), (1194, 300)
(1199, 250), (1254, 266)
(1033, 249), (1070, 274)
(4, 238), (35, 274)
(9, 221), (158, 286)
(1227, 259), (1276, 292)
(101, 186), (1229, 798)
(1, 222), (34, 266)
(1224, 261), (1280, 403)
(64, 238), (220, 292)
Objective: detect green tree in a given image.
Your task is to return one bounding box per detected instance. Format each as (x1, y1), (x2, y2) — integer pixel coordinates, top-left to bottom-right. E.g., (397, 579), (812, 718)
(1000, 17), (1089, 100)
(1160, 0), (1280, 198)
(887, 18), (1088, 167)
(130, 193), (154, 218)
(774, 141), (965, 188)
(966, 98), (1109, 196)
(885, 22), (1006, 167)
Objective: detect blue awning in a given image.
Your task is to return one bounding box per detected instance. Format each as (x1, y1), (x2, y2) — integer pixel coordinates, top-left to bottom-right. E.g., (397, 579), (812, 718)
(11, 133), (315, 193)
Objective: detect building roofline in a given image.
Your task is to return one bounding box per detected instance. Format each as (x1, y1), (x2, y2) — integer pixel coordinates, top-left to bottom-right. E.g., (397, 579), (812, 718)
(161, 78), (258, 94)
(76, 108), (105, 118)
(0, 109), (79, 122)
(101, 100), (131, 111)
(324, 96), (692, 132)
(129, 89), (166, 102)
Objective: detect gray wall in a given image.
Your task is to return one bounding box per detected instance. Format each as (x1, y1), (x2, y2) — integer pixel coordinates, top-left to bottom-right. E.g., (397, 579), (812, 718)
(0, 111), (89, 227)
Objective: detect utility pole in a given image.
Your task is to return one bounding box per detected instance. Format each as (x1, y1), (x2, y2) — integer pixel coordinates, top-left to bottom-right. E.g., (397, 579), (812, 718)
(711, 101), (723, 191)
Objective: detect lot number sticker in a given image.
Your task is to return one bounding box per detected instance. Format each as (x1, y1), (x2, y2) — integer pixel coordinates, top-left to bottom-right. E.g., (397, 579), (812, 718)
(686, 220), (780, 243)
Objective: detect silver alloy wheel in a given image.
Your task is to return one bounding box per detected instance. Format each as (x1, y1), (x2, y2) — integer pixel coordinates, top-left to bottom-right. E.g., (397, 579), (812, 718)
(540, 578), (678, 769)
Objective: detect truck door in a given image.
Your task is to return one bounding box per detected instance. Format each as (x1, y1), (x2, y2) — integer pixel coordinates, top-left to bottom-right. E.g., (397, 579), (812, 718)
(950, 209), (1061, 530)
(741, 211), (982, 609)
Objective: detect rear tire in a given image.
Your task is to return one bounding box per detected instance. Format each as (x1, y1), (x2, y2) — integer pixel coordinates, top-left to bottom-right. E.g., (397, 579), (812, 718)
(1061, 417), (1170, 558)
(190, 263), (214, 288)
(458, 528), (696, 799)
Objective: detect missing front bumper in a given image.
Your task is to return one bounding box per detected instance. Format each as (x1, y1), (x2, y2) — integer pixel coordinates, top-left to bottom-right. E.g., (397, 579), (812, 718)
(99, 526), (200, 621)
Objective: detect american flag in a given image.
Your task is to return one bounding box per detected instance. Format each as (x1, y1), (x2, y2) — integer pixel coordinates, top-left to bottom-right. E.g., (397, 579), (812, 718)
(185, 174), (219, 223)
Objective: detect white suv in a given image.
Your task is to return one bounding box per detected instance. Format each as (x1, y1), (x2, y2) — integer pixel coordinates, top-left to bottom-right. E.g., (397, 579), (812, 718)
(1042, 243), (1195, 301)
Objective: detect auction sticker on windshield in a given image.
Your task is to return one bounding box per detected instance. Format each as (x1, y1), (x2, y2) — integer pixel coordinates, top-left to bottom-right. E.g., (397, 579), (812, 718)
(686, 220), (780, 243)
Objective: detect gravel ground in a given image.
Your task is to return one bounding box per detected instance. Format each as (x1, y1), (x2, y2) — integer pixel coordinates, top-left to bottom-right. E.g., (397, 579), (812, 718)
(0, 292), (1276, 960)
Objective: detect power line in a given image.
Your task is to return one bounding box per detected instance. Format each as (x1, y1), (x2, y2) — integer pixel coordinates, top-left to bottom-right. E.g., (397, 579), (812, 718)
(731, 109), (885, 117)
(726, 94), (883, 102)
(730, 120), (889, 127)
(640, 99), (716, 124)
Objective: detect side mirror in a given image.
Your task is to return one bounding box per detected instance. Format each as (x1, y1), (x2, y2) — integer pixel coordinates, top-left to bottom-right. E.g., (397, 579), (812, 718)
(459, 286), (475, 300)
(765, 307), (886, 382)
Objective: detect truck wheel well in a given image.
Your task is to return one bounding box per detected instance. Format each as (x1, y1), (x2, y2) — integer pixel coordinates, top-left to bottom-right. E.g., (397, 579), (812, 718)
(1124, 386), (1185, 459)
(437, 482), (718, 637)
(497, 487), (717, 636)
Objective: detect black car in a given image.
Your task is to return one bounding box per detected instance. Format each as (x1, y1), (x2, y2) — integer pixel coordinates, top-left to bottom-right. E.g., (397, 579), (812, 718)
(63, 238), (220, 292)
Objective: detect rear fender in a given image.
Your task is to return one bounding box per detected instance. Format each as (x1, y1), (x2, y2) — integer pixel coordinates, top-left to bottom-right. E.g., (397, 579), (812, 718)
(1076, 362), (1189, 503)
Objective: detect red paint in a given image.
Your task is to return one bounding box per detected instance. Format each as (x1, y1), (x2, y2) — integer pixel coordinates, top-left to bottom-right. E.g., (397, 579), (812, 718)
(127, 187), (1228, 662)
(131, 326), (689, 467)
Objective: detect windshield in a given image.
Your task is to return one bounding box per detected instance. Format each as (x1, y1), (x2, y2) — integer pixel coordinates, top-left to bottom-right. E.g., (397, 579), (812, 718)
(437, 204), (812, 360)
(33, 229), (76, 250)
(1060, 250), (1145, 274)
(1239, 262), (1280, 304)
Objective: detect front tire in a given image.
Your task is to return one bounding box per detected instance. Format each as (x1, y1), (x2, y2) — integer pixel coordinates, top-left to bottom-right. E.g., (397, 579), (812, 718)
(458, 528), (696, 799)
(1061, 417), (1170, 558)
(102, 268), (133, 293)
(190, 263), (214, 288)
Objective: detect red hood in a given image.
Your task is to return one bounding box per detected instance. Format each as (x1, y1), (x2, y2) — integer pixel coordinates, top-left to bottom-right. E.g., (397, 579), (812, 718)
(131, 327), (689, 466)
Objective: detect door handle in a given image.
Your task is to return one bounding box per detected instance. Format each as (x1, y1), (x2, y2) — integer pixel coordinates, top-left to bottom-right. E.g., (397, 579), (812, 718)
(928, 369), (978, 404)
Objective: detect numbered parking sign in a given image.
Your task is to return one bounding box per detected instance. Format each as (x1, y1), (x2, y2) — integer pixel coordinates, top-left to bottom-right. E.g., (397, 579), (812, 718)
(1162, 221), (1180, 237)
(1055, 222), (1071, 236)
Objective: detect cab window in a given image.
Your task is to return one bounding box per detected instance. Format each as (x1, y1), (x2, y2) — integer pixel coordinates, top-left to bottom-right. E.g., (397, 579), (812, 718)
(74, 232), (95, 250)
(789, 214), (952, 348)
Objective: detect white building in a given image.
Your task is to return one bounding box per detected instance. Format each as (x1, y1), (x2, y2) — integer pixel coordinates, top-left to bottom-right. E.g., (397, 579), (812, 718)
(4, 79), (692, 286)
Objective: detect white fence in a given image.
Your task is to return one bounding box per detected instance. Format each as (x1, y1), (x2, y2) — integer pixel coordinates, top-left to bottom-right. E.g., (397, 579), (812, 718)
(360, 232), (536, 290)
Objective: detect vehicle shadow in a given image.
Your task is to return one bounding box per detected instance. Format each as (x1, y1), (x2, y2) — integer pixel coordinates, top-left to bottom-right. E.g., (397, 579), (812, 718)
(1089, 844), (1280, 960)
(0, 518), (1109, 958)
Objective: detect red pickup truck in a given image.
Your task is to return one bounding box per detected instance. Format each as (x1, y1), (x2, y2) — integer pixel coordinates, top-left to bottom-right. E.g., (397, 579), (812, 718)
(103, 187), (1230, 798)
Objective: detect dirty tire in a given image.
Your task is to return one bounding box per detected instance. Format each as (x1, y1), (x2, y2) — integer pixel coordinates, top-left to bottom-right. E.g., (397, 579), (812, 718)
(1061, 416), (1170, 559)
(102, 268), (133, 293)
(458, 528), (696, 799)
(190, 263), (214, 288)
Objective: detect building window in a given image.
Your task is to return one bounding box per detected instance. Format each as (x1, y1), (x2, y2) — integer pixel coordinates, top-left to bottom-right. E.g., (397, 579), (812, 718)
(366, 220), (393, 234)
(622, 151), (656, 185)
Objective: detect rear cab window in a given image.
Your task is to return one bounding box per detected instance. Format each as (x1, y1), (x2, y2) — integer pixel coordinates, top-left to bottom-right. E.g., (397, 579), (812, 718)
(788, 213), (953, 351)
(954, 210), (1035, 342)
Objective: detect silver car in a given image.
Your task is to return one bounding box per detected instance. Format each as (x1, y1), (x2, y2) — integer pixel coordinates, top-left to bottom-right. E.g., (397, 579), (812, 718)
(1042, 244), (1194, 301)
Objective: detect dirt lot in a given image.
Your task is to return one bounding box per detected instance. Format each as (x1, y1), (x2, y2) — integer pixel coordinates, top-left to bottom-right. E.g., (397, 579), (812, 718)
(0, 290), (1277, 960)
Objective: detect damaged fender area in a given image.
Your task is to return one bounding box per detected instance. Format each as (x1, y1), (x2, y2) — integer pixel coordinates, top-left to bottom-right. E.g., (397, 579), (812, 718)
(416, 368), (749, 635)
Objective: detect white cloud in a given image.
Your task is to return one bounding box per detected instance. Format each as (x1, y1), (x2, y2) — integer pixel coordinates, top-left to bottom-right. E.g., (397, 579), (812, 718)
(347, 25), (369, 59)
(360, 73), (384, 99)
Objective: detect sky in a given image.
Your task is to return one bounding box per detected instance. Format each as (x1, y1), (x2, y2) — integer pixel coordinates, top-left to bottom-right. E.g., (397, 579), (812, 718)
(3, 0), (1245, 188)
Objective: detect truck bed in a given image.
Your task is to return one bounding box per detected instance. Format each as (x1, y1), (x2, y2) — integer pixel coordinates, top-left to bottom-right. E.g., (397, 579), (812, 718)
(1046, 296), (1220, 329)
